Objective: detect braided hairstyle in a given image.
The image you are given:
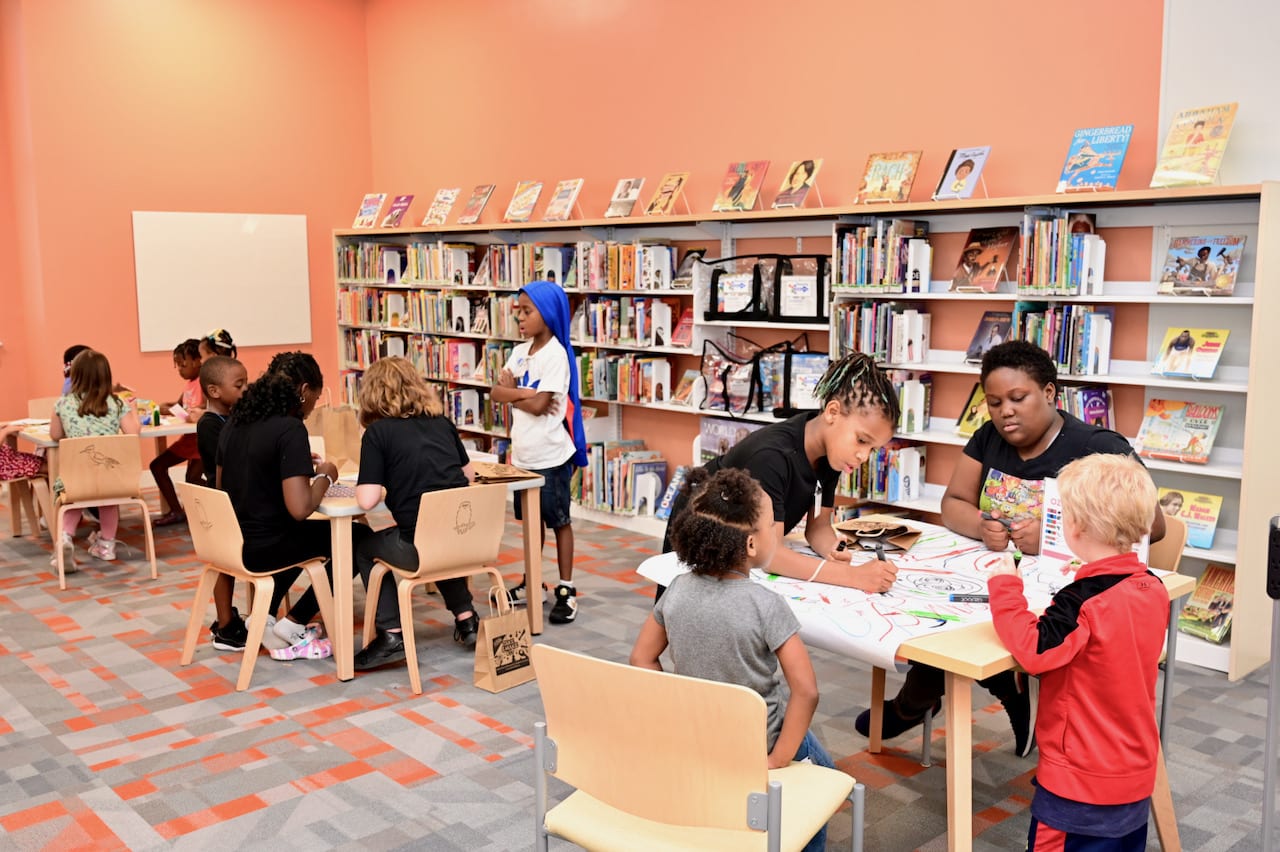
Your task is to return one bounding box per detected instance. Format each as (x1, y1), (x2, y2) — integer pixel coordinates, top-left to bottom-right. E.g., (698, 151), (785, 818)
(202, 328), (238, 359)
(230, 372), (299, 426)
(669, 468), (763, 578)
(813, 352), (900, 423)
(266, 351), (324, 395)
(173, 338), (201, 361)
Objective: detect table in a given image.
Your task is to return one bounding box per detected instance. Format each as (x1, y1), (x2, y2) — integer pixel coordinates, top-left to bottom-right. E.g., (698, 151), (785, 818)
(315, 476), (545, 682)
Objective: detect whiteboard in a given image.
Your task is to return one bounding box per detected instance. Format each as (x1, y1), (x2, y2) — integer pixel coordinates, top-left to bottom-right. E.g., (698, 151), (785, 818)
(132, 211), (312, 352)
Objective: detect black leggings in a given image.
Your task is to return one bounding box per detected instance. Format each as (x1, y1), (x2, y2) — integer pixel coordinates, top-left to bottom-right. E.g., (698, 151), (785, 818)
(894, 663), (1019, 717)
(243, 520), (371, 624)
(354, 526), (475, 631)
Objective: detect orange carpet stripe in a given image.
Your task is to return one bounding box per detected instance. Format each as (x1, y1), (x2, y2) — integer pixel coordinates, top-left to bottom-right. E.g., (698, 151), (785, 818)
(0, 799), (69, 831)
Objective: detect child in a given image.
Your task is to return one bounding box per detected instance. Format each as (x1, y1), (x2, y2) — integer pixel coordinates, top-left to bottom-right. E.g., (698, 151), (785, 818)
(351, 357), (482, 669)
(0, 422), (45, 480)
(988, 453), (1168, 849)
(150, 338), (205, 526)
(199, 328), (238, 361)
(630, 467), (832, 852)
(50, 350), (142, 567)
(492, 280), (587, 624)
(60, 344), (91, 394)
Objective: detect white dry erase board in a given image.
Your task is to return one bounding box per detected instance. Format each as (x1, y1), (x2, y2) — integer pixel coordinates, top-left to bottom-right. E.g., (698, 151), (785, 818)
(131, 211), (312, 352)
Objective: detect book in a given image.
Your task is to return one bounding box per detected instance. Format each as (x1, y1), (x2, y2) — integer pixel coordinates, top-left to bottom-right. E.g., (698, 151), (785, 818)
(644, 172), (690, 216)
(964, 311), (1012, 363)
(1077, 387), (1113, 429)
(772, 159), (822, 208)
(650, 300), (672, 348)
(672, 248), (706, 288)
(670, 307), (695, 348)
(1056, 125), (1133, 192)
(457, 184), (495, 225)
(857, 151), (922, 203)
(352, 192), (386, 228)
(1177, 564), (1234, 643)
(380, 194), (413, 228)
(932, 146), (991, 201)
(1157, 235), (1247, 296)
(1152, 327), (1229, 379)
(951, 226), (1019, 292)
(605, 177), (644, 218)
(672, 368), (700, 405)
(630, 460), (668, 516)
(543, 179), (584, 222)
(712, 160), (770, 212)
(504, 180), (543, 223)
(1158, 487), (1223, 549)
(422, 188), (460, 226)
(1151, 102), (1239, 188)
(1136, 399), (1224, 464)
(699, 418), (764, 463)
(955, 382), (990, 437)
(655, 465), (690, 520)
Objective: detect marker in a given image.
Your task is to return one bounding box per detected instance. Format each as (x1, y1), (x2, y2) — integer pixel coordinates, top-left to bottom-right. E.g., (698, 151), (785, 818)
(836, 539), (849, 552)
(904, 609), (962, 623)
(982, 511), (1014, 531)
(874, 542), (890, 595)
(949, 594), (990, 603)
(1013, 550), (1023, 568)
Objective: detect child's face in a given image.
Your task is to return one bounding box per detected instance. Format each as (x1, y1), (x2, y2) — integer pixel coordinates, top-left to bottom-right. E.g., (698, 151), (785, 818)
(209, 364), (249, 408)
(747, 488), (778, 570)
(515, 294), (547, 339)
(175, 354), (201, 381)
(199, 340), (214, 360)
(822, 401), (896, 474)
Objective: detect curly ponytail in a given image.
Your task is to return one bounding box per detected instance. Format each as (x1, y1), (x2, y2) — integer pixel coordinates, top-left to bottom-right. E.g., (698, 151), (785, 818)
(669, 468), (764, 577)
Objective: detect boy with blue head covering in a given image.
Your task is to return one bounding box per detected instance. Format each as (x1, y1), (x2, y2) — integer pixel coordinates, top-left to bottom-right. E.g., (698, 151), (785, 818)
(491, 279), (587, 623)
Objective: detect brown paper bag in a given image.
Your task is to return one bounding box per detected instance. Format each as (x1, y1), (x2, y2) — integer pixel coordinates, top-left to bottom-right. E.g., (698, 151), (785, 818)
(834, 513), (923, 552)
(474, 599), (535, 693)
(304, 404), (361, 475)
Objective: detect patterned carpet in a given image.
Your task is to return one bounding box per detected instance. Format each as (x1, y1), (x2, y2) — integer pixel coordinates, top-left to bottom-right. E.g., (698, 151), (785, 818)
(0, 495), (1270, 850)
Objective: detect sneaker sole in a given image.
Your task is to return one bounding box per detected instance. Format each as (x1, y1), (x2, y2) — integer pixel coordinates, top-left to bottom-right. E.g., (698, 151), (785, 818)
(211, 640), (247, 652)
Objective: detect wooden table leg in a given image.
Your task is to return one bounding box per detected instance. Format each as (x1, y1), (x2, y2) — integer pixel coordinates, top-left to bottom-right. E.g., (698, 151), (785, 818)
(521, 487), (543, 635)
(1151, 743), (1181, 851)
(869, 667), (886, 754)
(329, 516), (354, 681)
(944, 672), (974, 852)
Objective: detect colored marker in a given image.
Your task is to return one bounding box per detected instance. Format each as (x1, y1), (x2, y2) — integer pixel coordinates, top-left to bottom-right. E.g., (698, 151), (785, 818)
(874, 542), (889, 596)
(981, 511), (1014, 531)
(1013, 550), (1023, 568)
(949, 594), (990, 603)
(904, 609), (962, 623)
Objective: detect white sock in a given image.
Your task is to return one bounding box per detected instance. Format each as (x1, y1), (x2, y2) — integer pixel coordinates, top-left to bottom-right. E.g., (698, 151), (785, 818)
(274, 616), (304, 642)
(558, 580), (575, 590)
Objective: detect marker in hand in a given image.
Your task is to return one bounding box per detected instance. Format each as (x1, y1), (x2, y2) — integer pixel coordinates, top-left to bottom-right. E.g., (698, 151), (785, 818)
(874, 541), (891, 595)
(981, 510), (1014, 531)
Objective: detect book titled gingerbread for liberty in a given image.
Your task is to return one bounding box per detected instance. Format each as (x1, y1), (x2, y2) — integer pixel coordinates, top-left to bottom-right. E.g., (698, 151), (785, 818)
(422, 188), (460, 226)
(1136, 399), (1224, 464)
(1151, 102), (1238, 188)
(1055, 125), (1133, 192)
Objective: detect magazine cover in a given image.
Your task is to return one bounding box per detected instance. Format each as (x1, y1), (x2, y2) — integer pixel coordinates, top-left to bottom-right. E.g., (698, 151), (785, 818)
(422, 188), (460, 226)
(1158, 487), (1223, 549)
(858, 151), (922, 203)
(352, 192), (386, 228)
(712, 161), (770, 212)
(644, 172), (690, 216)
(978, 468), (1042, 522)
(543, 179), (584, 222)
(772, 159), (823, 208)
(955, 382), (990, 436)
(932, 146), (991, 201)
(951, 227), (1020, 292)
(1158, 234), (1247, 296)
(456, 184), (495, 225)
(605, 177), (644, 218)
(1177, 564), (1234, 643)
(1152, 327), (1230, 379)
(504, 180), (543, 223)
(380, 194), (414, 228)
(1136, 398), (1224, 464)
(964, 311), (1012, 362)
(1055, 125), (1134, 192)
(1151, 102), (1238, 187)
(699, 418), (764, 464)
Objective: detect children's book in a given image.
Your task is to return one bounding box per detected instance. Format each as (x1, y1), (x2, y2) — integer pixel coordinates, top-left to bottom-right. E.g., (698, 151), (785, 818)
(1136, 398), (1224, 464)
(1077, 387), (1113, 430)
(672, 248), (706, 288)
(858, 151), (922, 203)
(951, 227), (1019, 292)
(605, 177), (644, 218)
(352, 193), (386, 228)
(712, 161), (770, 212)
(932, 146), (991, 201)
(1055, 125), (1134, 192)
(670, 307), (695, 348)
(1157, 235), (1247, 296)
(1158, 487), (1223, 549)
(672, 368), (700, 405)
(954, 382), (990, 437)
(504, 180), (543, 223)
(1177, 564), (1234, 643)
(655, 465), (690, 519)
(457, 184), (495, 225)
(380, 194), (413, 228)
(772, 159), (822, 208)
(964, 310), (1012, 362)
(1152, 327), (1229, 379)
(630, 460), (668, 516)
(699, 418), (764, 464)
(1151, 102), (1238, 188)
(422, 188), (460, 226)
(543, 179), (584, 222)
(644, 172), (690, 216)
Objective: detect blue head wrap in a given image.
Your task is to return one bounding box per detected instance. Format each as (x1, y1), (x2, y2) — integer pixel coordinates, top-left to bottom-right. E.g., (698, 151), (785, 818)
(519, 279), (587, 468)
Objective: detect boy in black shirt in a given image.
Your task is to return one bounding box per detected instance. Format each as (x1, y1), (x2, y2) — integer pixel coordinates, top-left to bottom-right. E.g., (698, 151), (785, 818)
(197, 356), (248, 650)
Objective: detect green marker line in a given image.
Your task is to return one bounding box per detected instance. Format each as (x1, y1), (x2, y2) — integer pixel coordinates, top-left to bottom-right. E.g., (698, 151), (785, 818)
(904, 609), (963, 622)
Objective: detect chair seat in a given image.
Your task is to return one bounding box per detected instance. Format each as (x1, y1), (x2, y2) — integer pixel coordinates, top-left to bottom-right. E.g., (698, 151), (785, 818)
(544, 761), (854, 852)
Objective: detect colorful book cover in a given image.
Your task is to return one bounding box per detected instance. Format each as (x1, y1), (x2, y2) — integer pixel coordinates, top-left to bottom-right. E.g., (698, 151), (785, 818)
(670, 307), (695, 348)
(672, 368), (700, 405)
(699, 418), (764, 464)
(772, 159), (822, 208)
(964, 311), (1012, 362)
(605, 177), (644, 218)
(543, 178), (584, 222)
(1136, 398), (1224, 464)
(351, 192), (386, 228)
(858, 151), (922, 203)
(951, 227), (1019, 292)
(1157, 235), (1247, 296)
(1055, 125), (1134, 192)
(644, 172), (690, 216)
(504, 180), (543, 223)
(1151, 102), (1238, 188)
(422, 188), (460, 226)
(932, 146), (991, 201)
(955, 382), (990, 437)
(1078, 387), (1112, 430)
(380, 194), (414, 228)
(655, 465), (689, 519)
(712, 161), (770, 212)
(1158, 487), (1223, 550)
(630, 460), (668, 516)
(978, 468), (1041, 523)
(457, 184), (495, 225)
(1152, 327), (1229, 379)
(1177, 564), (1234, 643)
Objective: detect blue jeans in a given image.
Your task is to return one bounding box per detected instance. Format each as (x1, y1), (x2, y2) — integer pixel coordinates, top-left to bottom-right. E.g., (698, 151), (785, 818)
(793, 730), (835, 852)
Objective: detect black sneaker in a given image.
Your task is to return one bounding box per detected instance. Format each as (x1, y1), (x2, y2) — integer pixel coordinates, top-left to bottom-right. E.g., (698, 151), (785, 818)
(549, 584), (577, 624)
(211, 611), (248, 651)
(1004, 678), (1035, 757)
(354, 629), (406, 671)
(453, 615), (479, 647)
(855, 699), (941, 740)
(505, 581), (548, 608)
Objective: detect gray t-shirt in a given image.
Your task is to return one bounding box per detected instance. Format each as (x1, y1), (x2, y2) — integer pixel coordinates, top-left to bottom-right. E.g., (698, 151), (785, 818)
(654, 572), (801, 749)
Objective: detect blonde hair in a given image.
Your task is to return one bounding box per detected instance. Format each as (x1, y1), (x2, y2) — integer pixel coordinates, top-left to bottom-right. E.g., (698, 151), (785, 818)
(1056, 454), (1156, 551)
(357, 357), (442, 426)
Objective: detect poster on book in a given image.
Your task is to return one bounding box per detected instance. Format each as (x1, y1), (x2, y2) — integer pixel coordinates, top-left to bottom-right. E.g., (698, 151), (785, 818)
(1151, 102), (1238, 188)
(1055, 125), (1133, 192)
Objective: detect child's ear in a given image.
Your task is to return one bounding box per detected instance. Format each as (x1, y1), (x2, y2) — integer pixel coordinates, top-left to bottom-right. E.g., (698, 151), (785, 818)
(745, 534), (758, 558)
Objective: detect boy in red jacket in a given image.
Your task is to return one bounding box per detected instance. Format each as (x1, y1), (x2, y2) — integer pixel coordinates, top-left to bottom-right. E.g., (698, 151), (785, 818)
(988, 453), (1168, 850)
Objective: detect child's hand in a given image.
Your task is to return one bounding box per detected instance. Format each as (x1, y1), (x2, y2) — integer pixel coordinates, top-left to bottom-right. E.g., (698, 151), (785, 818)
(988, 551), (1020, 578)
(315, 461), (339, 482)
(980, 510), (1013, 552)
(766, 748), (794, 770)
(1008, 519), (1041, 555)
(497, 368), (516, 388)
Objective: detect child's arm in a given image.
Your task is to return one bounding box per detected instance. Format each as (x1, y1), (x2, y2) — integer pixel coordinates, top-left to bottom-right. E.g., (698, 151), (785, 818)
(489, 368), (557, 414)
(0, 422), (21, 442)
(356, 484), (385, 512)
(49, 412), (65, 441)
(119, 407), (142, 436)
(988, 554), (1092, 675)
(770, 634), (818, 769)
(629, 613), (668, 672)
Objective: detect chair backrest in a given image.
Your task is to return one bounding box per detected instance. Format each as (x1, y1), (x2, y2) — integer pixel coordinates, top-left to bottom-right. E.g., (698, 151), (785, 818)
(176, 482), (247, 571)
(531, 644), (768, 830)
(1148, 513), (1189, 573)
(28, 396), (59, 419)
(57, 435), (143, 503)
(412, 483), (506, 572)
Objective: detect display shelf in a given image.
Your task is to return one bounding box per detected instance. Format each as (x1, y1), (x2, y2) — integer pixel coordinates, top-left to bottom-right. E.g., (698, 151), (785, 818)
(1185, 528), (1238, 565)
(570, 339), (695, 356)
(569, 503), (665, 539)
(564, 287), (693, 296)
(700, 319), (831, 331)
(455, 423), (509, 439)
(1174, 633), (1230, 673)
(832, 281), (1255, 306)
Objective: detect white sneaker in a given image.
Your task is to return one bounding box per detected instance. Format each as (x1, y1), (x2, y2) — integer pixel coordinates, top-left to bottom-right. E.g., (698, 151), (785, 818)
(88, 537), (117, 562)
(259, 615), (292, 651)
(50, 532), (79, 573)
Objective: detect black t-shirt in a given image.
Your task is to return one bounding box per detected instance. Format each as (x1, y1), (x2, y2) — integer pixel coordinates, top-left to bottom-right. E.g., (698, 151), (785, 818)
(217, 415), (315, 549)
(197, 411), (228, 487)
(358, 415), (470, 535)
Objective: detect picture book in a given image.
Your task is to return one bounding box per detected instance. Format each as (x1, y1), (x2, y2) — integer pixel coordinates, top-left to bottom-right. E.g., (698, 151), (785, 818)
(1151, 102), (1238, 188)
(504, 180), (543, 223)
(1157, 234), (1247, 296)
(964, 310), (1012, 363)
(670, 307), (695, 348)
(1177, 564), (1234, 643)
(672, 368), (700, 405)
(772, 159), (822, 208)
(1152, 327), (1229, 379)
(1158, 487), (1223, 550)
(932, 146), (991, 201)
(655, 465), (690, 520)
(644, 172), (690, 216)
(457, 184), (495, 225)
(712, 161), (770, 212)
(380, 194), (414, 228)
(1136, 399), (1224, 464)
(630, 460), (668, 516)
(352, 192), (386, 228)
(951, 227), (1019, 292)
(858, 151), (922, 203)
(978, 468), (1041, 523)
(1077, 387), (1113, 430)
(955, 382), (990, 437)
(1055, 125), (1134, 192)
(699, 418), (764, 464)
(605, 177), (644, 218)
(543, 178), (584, 222)
(672, 248), (706, 288)
(422, 188), (460, 226)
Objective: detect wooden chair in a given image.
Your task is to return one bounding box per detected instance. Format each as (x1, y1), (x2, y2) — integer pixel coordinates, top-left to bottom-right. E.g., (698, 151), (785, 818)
(1148, 513), (1189, 573)
(4, 397), (59, 539)
(53, 435), (156, 590)
(28, 396), (59, 419)
(531, 644), (865, 852)
(177, 482), (336, 691)
(361, 482), (507, 694)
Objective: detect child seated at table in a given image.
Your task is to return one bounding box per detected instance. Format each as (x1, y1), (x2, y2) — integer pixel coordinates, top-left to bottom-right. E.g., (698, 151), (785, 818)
(987, 452), (1167, 849)
(0, 422), (45, 481)
(629, 467), (833, 852)
(151, 338), (206, 527)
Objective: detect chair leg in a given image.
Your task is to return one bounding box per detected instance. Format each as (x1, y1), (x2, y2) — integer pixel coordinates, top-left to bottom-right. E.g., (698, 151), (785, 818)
(31, 479), (53, 540)
(136, 499), (157, 580)
(54, 505), (68, 590)
(181, 568), (221, 665)
(304, 561), (336, 643)
(363, 562), (391, 648)
(237, 578), (274, 691)
(850, 781), (865, 852)
(398, 578), (422, 695)
(6, 481), (21, 537)
(534, 721), (550, 852)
